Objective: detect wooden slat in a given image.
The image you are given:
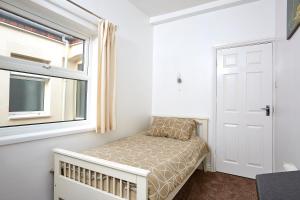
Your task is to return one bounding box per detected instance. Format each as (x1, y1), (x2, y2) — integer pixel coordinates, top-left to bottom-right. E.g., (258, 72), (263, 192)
(77, 167), (80, 181)
(68, 163), (70, 177)
(72, 165), (75, 179)
(113, 177), (116, 195)
(60, 162), (63, 176)
(120, 179), (123, 198)
(126, 181), (130, 199)
(91, 171), (95, 187)
(64, 162), (67, 177)
(87, 170), (90, 185)
(100, 174), (103, 190)
(82, 168), (85, 184)
(96, 172), (99, 188)
(107, 175), (109, 192)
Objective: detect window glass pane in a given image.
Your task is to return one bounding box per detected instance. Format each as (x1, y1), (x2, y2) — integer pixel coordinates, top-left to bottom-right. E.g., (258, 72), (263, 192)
(76, 81), (87, 119)
(0, 9), (85, 71)
(0, 69), (87, 127)
(9, 75), (45, 112)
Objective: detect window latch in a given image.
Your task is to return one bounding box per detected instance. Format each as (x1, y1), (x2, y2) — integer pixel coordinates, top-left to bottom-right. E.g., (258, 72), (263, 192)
(43, 65), (51, 70)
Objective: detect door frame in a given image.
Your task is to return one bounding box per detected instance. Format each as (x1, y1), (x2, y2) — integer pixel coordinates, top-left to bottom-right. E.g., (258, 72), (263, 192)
(211, 38), (276, 172)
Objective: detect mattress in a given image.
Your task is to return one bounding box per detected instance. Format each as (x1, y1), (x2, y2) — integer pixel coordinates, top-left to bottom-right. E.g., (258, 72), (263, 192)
(82, 132), (208, 200)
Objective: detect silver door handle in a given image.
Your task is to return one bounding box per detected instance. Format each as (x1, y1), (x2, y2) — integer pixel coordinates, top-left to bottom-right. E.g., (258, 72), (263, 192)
(261, 105), (270, 116)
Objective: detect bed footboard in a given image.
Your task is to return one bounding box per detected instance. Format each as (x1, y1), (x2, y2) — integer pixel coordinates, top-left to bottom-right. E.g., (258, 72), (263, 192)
(53, 148), (150, 200)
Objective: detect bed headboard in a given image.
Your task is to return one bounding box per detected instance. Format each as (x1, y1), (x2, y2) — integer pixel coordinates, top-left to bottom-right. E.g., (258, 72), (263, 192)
(193, 118), (208, 143)
(151, 116), (210, 171)
(151, 116), (209, 144)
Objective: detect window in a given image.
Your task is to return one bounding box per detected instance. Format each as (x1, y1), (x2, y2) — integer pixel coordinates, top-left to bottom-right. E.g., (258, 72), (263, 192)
(0, 9), (86, 71)
(9, 73), (47, 118)
(0, 8), (90, 128)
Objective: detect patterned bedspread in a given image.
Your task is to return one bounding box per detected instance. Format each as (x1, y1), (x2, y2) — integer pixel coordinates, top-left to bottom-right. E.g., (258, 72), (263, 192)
(82, 133), (208, 200)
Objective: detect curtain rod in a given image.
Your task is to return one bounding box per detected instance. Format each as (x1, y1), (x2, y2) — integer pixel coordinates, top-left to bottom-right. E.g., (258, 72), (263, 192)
(66, 0), (104, 20)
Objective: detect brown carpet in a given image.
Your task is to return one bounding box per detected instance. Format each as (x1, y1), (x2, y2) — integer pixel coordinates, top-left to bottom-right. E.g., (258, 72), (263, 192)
(174, 170), (258, 200)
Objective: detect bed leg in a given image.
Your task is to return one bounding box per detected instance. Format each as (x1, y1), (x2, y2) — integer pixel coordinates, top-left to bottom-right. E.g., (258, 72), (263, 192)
(54, 187), (60, 200)
(136, 176), (148, 200)
(54, 194), (59, 200)
(54, 154), (62, 200)
(202, 158), (207, 173)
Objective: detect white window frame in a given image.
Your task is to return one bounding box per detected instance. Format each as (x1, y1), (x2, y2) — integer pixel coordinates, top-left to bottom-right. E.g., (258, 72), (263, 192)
(0, 1), (98, 146)
(9, 72), (51, 120)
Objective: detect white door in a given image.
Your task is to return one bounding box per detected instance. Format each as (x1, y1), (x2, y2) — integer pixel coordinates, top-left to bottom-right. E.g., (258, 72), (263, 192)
(216, 43), (273, 178)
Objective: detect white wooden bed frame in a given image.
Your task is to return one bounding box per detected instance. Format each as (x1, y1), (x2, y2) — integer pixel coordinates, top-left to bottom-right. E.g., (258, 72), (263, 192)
(53, 118), (208, 200)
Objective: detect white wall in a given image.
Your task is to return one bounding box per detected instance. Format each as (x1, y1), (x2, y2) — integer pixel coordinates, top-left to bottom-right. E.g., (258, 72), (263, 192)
(274, 0), (300, 171)
(152, 0), (275, 169)
(0, 0), (153, 200)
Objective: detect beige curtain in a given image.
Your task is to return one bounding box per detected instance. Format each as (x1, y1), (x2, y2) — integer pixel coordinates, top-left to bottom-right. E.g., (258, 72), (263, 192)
(96, 20), (117, 133)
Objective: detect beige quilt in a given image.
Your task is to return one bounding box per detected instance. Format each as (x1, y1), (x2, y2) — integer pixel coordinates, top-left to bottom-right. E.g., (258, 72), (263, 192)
(82, 133), (208, 200)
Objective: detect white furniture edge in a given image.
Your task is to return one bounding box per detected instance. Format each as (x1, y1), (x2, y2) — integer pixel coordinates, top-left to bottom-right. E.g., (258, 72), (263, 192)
(214, 38), (276, 50)
(54, 148), (151, 177)
(0, 125), (95, 146)
(53, 117), (209, 200)
(149, 0), (259, 25)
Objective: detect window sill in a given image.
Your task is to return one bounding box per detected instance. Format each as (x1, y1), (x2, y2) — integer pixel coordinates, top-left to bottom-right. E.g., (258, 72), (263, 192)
(0, 125), (95, 146)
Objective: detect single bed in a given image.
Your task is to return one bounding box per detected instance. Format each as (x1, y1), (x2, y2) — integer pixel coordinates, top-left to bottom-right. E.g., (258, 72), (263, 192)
(53, 117), (209, 200)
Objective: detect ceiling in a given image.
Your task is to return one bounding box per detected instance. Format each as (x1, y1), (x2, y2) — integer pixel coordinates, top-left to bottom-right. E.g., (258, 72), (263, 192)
(128, 0), (219, 17)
